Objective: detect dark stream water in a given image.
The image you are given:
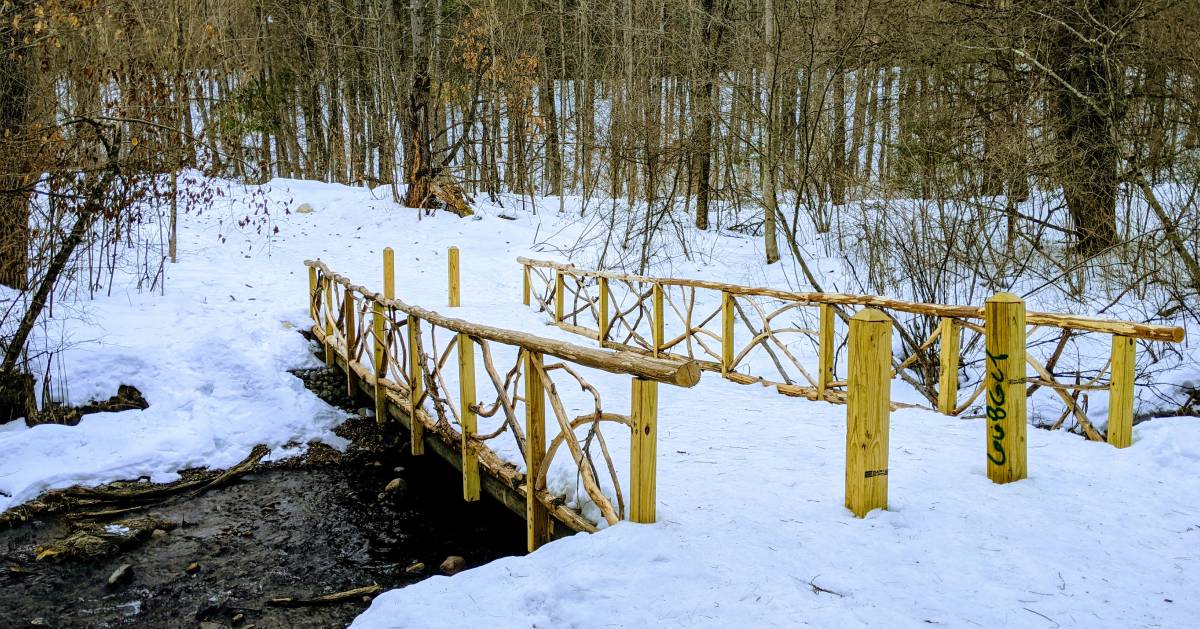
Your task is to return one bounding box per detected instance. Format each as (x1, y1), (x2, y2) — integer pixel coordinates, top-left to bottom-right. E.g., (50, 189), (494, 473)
(0, 368), (525, 628)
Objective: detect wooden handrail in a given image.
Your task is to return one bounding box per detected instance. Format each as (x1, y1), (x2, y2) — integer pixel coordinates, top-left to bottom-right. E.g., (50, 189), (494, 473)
(305, 260), (701, 387)
(517, 257), (1185, 343)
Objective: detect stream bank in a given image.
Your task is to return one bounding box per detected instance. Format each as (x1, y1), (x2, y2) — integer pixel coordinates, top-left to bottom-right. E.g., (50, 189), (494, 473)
(0, 367), (525, 627)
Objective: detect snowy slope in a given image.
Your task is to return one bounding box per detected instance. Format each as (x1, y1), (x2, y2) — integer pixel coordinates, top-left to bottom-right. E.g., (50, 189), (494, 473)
(1, 178), (1197, 628)
(354, 400), (1200, 628)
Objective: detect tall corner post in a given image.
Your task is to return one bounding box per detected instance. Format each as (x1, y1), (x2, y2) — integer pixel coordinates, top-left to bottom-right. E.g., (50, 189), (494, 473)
(630, 377), (659, 524)
(1107, 334), (1135, 448)
(845, 308), (892, 518)
(984, 292), (1027, 483)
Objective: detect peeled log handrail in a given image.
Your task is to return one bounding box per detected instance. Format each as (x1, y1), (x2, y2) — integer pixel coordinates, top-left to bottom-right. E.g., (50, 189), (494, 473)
(305, 260), (701, 388)
(517, 257), (1185, 343)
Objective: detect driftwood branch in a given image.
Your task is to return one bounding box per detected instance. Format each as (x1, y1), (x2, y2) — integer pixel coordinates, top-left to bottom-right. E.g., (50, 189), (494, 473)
(268, 584), (383, 608)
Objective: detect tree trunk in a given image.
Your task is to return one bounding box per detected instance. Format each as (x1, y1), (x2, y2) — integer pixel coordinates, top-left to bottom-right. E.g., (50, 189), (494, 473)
(830, 0), (848, 206)
(0, 1), (35, 290)
(403, 0), (435, 208)
(1050, 0), (1119, 255)
(762, 0), (780, 264)
(690, 0), (720, 230)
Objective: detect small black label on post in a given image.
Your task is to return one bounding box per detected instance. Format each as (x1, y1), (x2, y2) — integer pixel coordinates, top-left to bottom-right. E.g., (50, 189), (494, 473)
(864, 469), (888, 478)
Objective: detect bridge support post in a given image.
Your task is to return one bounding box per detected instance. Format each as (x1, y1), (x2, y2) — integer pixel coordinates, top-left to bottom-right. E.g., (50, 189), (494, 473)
(652, 283), (664, 357)
(524, 351), (550, 551)
(374, 248), (396, 425)
(1107, 334), (1135, 448)
(598, 277), (609, 346)
(554, 270), (564, 322)
(937, 317), (961, 415)
(818, 303), (836, 399)
(985, 292), (1027, 483)
(383, 247), (395, 300)
(458, 333), (480, 501)
(408, 315), (425, 455)
(522, 264), (531, 306)
(630, 377), (659, 524)
(845, 308), (892, 518)
(372, 301), (387, 425)
(344, 291), (358, 398)
(720, 291), (734, 375)
(323, 276), (335, 365)
(308, 265), (318, 323)
(448, 247), (460, 307)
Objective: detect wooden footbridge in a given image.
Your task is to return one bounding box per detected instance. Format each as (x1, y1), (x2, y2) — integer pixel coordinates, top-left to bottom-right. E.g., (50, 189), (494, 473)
(304, 250), (1185, 548)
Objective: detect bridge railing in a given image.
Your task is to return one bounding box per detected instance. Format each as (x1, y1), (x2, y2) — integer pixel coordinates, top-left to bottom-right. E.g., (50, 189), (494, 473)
(306, 256), (700, 550)
(518, 256), (1185, 449)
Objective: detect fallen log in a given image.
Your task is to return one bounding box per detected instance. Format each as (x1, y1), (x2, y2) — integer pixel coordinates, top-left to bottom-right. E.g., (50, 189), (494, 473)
(1, 445), (270, 527)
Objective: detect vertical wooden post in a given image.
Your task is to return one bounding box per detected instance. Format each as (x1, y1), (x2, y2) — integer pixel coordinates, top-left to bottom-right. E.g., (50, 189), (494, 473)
(448, 246), (460, 307)
(1107, 334), (1135, 448)
(522, 264), (531, 306)
(984, 292), (1027, 484)
(374, 248), (395, 426)
(937, 318), (961, 415)
(344, 291), (358, 398)
(372, 301), (387, 425)
(408, 314), (425, 455)
(817, 303), (835, 398)
(652, 283), (664, 357)
(554, 270), (564, 322)
(721, 291), (735, 375)
(630, 377), (659, 523)
(845, 308), (892, 518)
(383, 247), (395, 300)
(458, 333), (480, 501)
(524, 351), (550, 551)
(323, 277), (335, 365)
(307, 266), (318, 323)
(598, 276), (610, 346)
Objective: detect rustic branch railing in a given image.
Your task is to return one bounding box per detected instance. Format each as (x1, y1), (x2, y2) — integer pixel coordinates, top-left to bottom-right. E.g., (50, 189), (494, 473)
(307, 257), (700, 551)
(518, 257), (1185, 449)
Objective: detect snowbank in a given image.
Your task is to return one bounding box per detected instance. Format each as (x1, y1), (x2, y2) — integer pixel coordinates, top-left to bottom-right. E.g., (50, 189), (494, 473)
(1, 178), (1197, 628)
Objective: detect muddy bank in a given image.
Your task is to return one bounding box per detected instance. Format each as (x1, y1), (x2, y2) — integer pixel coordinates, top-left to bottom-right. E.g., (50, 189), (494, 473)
(0, 368), (525, 627)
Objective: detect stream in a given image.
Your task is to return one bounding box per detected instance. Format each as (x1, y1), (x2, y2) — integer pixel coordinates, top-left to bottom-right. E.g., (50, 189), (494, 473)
(0, 367), (525, 627)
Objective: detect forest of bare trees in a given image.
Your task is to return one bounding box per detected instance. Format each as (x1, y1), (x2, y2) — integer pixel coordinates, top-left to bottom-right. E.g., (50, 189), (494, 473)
(3, 0), (1200, 416)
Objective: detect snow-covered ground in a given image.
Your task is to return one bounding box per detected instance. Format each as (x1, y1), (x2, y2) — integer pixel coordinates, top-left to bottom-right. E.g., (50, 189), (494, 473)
(2, 178), (1198, 628)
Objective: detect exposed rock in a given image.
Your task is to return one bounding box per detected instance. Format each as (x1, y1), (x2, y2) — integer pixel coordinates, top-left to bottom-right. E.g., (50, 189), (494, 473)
(439, 555), (465, 575)
(106, 563), (133, 588)
(384, 478), (406, 493)
(296, 203), (315, 214)
(404, 561), (424, 574)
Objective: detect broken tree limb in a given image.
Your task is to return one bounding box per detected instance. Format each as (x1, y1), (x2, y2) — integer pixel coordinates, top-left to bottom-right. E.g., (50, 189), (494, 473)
(268, 583), (383, 607)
